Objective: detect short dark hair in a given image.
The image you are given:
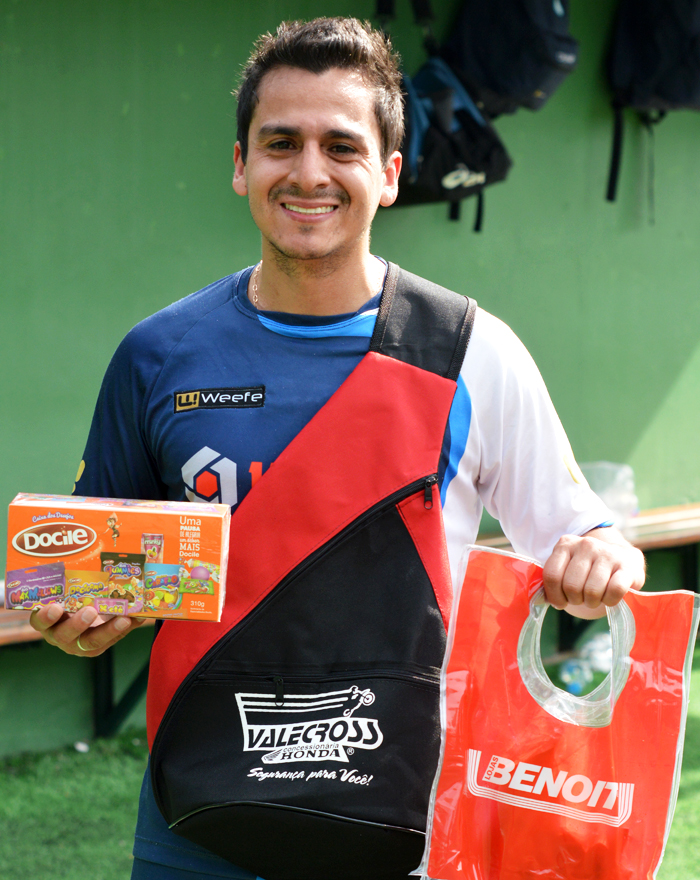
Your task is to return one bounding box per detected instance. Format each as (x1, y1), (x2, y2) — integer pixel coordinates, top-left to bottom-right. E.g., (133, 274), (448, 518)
(235, 17), (403, 167)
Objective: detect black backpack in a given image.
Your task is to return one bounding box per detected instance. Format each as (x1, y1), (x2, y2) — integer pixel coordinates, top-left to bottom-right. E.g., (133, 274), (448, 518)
(606, 0), (700, 204)
(377, 1), (512, 229)
(441, 0), (579, 118)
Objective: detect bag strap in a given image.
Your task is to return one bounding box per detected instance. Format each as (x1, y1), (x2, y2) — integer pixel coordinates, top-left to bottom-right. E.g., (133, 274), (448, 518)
(376, 0), (438, 53)
(607, 104), (667, 209)
(474, 191), (484, 231)
(370, 262), (476, 381)
(606, 103), (625, 202)
(375, 0), (394, 24)
(376, 0), (434, 25)
(640, 110), (666, 225)
(448, 194), (484, 232)
(409, 0), (435, 25)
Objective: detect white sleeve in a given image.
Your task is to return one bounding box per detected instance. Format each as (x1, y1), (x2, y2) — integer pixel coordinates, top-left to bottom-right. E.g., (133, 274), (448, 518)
(441, 308), (612, 574)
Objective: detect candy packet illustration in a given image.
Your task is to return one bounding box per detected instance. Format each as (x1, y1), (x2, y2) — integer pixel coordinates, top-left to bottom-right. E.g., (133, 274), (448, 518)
(4, 562), (65, 610)
(65, 570), (128, 615)
(144, 564), (181, 612)
(179, 559), (219, 594)
(101, 552), (146, 614)
(142, 533), (164, 563)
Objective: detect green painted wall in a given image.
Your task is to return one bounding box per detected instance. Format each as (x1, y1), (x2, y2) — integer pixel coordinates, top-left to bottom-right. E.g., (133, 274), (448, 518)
(2, 0), (700, 752)
(0, 0), (428, 550)
(3, 0), (700, 533)
(0, 625), (151, 757)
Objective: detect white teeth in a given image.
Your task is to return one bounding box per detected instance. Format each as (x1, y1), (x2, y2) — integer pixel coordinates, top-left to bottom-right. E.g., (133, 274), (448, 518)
(283, 204), (336, 214)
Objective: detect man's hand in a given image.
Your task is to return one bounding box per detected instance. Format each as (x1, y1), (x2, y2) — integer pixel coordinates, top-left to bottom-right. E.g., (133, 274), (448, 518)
(29, 603), (145, 657)
(542, 528), (646, 619)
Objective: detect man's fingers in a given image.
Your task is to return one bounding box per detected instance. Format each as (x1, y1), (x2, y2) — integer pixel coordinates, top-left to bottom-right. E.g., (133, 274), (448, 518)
(576, 557), (616, 608)
(29, 603), (67, 634)
(73, 614), (135, 655)
(47, 606), (99, 650)
(543, 531), (646, 613)
(30, 604), (143, 656)
(543, 536), (612, 608)
(542, 538), (579, 608)
(601, 567), (636, 607)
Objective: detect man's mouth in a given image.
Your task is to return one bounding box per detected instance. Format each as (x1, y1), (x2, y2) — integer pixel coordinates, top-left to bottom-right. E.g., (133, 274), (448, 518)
(282, 204), (337, 215)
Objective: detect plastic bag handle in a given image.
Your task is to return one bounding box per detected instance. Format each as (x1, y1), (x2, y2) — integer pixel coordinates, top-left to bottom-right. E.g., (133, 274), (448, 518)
(517, 589), (636, 728)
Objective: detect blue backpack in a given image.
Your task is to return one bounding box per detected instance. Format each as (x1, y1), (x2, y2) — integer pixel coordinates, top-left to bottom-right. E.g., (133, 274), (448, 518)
(394, 57), (512, 228)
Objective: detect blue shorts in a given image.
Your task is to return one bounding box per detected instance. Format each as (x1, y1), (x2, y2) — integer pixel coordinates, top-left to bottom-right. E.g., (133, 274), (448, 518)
(130, 859), (261, 879)
(132, 762), (263, 880)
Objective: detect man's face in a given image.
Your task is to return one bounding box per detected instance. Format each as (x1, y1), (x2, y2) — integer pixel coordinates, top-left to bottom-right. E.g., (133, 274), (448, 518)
(233, 66), (401, 266)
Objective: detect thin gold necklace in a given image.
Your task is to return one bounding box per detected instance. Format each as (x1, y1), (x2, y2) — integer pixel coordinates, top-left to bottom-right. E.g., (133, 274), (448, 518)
(251, 261), (262, 307)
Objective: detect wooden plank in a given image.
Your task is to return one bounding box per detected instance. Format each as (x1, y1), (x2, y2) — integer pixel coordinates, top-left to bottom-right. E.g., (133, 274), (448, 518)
(0, 608), (154, 648)
(3, 504), (700, 647)
(621, 504), (700, 551)
(0, 609), (43, 646)
(476, 502), (700, 555)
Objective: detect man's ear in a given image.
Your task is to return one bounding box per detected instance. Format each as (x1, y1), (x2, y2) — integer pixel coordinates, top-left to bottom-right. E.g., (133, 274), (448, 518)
(233, 141), (248, 196)
(379, 151), (402, 207)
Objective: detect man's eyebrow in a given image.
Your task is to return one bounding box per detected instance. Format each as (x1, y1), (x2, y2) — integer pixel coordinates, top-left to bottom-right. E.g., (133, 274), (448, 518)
(327, 128), (366, 145)
(256, 124), (301, 141)
(255, 124), (368, 147)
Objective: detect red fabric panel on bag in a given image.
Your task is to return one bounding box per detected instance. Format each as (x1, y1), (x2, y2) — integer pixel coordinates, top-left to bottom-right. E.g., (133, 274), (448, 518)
(147, 352), (456, 748)
(397, 486), (453, 628)
(427, 548), (698, 880)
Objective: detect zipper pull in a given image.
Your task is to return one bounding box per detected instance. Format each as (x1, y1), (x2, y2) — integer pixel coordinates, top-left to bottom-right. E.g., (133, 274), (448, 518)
(424, 475), (438, 509)
(273, 676), (284, 707)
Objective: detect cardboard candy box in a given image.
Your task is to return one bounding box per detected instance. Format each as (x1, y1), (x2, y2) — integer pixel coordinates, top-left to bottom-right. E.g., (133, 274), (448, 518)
(5, 494), (230, 621)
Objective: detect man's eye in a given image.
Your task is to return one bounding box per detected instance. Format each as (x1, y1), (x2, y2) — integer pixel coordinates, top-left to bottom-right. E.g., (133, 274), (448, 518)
(269, 140), (295, 150)
(330, 144), (356, 155)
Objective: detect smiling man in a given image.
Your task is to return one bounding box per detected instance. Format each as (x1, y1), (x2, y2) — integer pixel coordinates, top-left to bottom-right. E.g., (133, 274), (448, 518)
(30, 17), (644, 880)
(231, 67), (394, 318)
(232, 35), (401, 317)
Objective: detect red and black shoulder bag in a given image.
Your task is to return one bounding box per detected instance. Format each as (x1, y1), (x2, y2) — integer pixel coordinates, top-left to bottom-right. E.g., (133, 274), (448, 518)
(147, 264), (476, 880)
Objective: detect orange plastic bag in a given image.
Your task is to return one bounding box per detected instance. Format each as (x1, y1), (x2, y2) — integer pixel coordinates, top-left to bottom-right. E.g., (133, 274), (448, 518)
(419, 546), (700, 880)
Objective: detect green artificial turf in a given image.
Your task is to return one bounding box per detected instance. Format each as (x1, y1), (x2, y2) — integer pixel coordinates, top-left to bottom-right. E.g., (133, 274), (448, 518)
(543, 643), (700, 879)
(656, 647), (700, 880)
(0, 729), (147, 880)
(1, 651), (699, 879)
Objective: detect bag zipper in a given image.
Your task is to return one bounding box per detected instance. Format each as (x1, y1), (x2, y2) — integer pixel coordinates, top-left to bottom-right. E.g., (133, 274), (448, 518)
(423, 474), (438, 508)
(199, 661), (439, 681)
(216, 472), (439, 647)
(273, 675), (284, 707)
(153, 473), (438, 752)
(197, 667), (441, 703)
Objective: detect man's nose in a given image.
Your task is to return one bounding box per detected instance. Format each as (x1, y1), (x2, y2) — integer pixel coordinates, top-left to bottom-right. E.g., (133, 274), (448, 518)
(287, 142), (331, 192)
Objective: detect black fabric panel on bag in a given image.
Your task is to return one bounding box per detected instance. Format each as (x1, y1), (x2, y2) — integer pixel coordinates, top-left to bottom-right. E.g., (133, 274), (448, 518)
(175, 804), (425, 880)
(156, 671), (441, 827)
(370, 263), (475, 382)
(203, 507), (445, 671)
(152, 504), (444, 879)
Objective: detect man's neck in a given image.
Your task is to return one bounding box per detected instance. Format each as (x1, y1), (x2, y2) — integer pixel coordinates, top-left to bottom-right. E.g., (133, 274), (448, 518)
(251, 249), (385, 316)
